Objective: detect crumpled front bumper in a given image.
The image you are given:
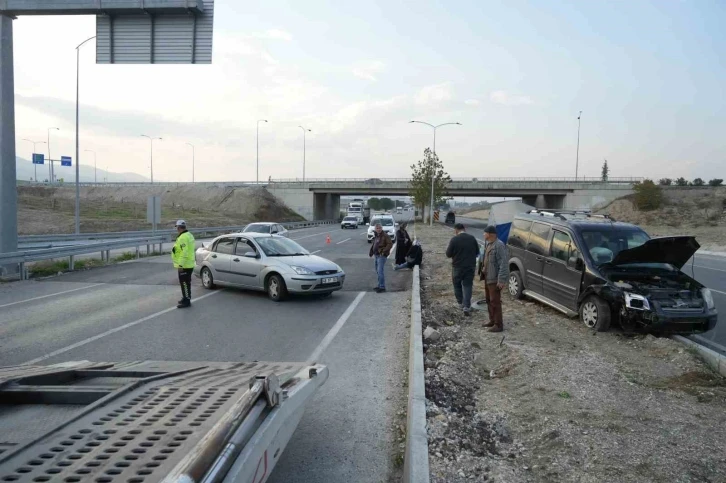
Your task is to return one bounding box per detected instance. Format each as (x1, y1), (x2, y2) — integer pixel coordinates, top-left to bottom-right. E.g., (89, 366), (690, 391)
(621, 305), (718, 334)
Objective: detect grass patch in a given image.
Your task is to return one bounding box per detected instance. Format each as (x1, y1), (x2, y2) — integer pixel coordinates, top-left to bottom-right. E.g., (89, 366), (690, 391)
(113, 252), (138, 262)
(557, 391), (572, 399)
(29, 260), (71, 277)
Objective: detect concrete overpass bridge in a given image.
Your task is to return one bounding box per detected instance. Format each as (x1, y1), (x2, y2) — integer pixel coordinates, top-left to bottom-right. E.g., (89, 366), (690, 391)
(266, 177), (639, 220)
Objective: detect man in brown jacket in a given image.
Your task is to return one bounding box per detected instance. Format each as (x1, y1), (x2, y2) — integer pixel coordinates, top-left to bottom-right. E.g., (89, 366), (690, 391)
(369, 223), (392, 293)
(479, 225), (509, 332)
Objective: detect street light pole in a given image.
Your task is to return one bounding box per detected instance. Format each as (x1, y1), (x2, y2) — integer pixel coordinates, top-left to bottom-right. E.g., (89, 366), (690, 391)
(409, 120), (462, 226)
(75, 35), (96, 234)
(256, 120), (267, 184)
(47, 127), (59, 183)
(185, 143), (195, 182)
(22, 139), (45, 182)
(84, 149), (96, 183)
(141, 135), (161, 183)
(575, 111), (582, 180)
(298, 126), (311, 181)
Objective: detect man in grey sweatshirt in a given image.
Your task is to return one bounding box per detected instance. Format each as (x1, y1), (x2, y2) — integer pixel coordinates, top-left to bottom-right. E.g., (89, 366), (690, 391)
(479, 225), (509, 332)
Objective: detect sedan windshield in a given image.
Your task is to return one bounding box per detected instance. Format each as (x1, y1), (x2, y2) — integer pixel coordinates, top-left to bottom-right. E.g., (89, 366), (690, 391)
(581, 228), (650, 265)
(244, 224), (270, 234)
(371, 218), (394, 226)
(344, 217), (357, 221)
(256, 237), (308, 256)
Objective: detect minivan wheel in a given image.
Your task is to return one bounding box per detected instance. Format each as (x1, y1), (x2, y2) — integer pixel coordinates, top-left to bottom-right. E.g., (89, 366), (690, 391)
(267, 274), (288, 302)
(580, 296), (611, 332)
(201, 267), (215, 289)
(508, 271), (524, 299)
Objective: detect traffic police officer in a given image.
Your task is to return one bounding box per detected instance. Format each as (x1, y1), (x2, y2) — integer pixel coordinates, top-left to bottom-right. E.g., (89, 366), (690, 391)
(172, 220), (195, 308)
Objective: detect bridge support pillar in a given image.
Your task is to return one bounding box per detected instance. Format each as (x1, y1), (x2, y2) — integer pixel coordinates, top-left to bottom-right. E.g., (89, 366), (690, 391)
(535, 194), (546, 209)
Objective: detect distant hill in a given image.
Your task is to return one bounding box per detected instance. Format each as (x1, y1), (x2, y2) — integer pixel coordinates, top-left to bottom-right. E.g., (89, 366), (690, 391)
(16, 156), (150, 183)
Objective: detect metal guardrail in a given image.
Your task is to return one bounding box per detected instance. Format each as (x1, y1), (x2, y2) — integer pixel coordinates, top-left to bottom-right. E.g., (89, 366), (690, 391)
(1, 237), (166, 280)
(18, 177), (644, 186)
(17, 220), (338, 245)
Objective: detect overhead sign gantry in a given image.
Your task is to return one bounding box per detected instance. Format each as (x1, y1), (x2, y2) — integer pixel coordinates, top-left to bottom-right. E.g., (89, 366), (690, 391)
(0, 0), (214, 274)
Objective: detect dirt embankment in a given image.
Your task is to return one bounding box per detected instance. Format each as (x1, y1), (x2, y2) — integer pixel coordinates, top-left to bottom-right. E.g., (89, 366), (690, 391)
(597, 186), (726, 251)
(17, 185), (303, 234)
(416, 224), (726, 483)
(459, 209), (490, 221)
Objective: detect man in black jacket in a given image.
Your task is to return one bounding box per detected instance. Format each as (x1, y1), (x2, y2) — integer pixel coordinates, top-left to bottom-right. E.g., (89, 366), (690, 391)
(446, 223), (480, 316)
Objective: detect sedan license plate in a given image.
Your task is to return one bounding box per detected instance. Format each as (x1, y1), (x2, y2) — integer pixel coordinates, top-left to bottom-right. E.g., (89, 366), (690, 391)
(322, 277), (337, 284)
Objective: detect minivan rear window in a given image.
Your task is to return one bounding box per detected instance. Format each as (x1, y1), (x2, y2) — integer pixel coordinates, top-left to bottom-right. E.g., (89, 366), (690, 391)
(508, 219), (532, 249)
(527, 222), (551, 255)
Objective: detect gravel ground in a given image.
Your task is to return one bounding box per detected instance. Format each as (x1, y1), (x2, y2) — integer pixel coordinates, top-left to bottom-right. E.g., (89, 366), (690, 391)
(416, 224), (726, 483)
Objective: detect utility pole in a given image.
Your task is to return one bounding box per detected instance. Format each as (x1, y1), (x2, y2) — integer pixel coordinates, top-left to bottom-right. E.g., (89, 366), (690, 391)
(575, 111), (582, 180)
(75, 35), (95, 234)
(256, 119), (267, 184)
(141, 135), (161, 183)
(47, 127), (59, 183)
(409, 121), (461, 225)
(298, 126), (311, 181)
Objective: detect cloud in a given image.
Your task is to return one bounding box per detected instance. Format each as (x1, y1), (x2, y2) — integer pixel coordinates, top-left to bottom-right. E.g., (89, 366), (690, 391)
(351, 60), (386, 82)
(248, 29), (293, 41)
(414, 83), (453, 105)
(464, 99), (480, 106)
(489, 90), (534, 106)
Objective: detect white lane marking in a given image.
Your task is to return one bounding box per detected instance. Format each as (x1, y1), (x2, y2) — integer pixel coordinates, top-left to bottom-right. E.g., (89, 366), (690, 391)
(310, 250), (321, 255)
(711, 288), (726, 296)
(694, 265), (726, 273)
(21, 290), (222, 366)
(0, 284), (104, 309)
(336, 237), (352, 245)
(291, 230), (332, 241)
(360, 232), (367, 236)
(308, 291), (366, 363)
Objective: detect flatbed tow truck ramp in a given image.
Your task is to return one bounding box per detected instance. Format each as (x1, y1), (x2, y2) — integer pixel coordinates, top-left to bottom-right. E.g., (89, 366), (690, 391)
(0, 360), (328, 483)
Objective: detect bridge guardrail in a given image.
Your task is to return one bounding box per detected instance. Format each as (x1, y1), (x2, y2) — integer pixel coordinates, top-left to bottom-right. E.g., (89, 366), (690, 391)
(1, 237), (166, 280)
(17, 220), (338, 245)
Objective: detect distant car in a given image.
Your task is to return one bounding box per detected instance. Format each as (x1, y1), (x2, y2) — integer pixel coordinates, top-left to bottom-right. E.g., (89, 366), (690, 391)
(367, 215), (397, 243)
(445, 211), (456, 224)
(243, 222), (289, 237)
(195, 233), (345, 301)
(341, 216), (359, 229)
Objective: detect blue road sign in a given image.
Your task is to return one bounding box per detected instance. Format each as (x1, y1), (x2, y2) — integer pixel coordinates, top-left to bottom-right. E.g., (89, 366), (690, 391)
(32, 153), (44, 165)
(61, 156), (72, 167)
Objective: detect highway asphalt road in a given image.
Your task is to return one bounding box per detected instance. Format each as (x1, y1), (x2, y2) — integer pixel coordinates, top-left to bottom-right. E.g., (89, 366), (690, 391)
(0, 216), (413, 482)
(456, 216), (726, 350)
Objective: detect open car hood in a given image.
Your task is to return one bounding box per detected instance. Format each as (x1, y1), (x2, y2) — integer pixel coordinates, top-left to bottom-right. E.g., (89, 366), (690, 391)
(610, 236), (700, 269)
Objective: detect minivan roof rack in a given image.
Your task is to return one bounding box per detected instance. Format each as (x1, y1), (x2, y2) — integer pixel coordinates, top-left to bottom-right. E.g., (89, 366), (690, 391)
(526, 209), (616, 222)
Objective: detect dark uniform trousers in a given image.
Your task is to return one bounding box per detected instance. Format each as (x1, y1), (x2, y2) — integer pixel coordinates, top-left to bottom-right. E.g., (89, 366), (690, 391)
(178, 268), (193, 301)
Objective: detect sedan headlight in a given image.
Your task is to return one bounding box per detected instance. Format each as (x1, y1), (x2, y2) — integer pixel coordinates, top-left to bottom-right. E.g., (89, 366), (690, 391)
(290, 265), (314, 275)
(702, 288), (716, 310)
(624, 292), (650, 311)
(336, 265), (344, 273)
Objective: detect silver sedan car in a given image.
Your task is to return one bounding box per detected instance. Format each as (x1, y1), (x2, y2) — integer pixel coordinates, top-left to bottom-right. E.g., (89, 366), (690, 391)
(194, 232), (345, 301)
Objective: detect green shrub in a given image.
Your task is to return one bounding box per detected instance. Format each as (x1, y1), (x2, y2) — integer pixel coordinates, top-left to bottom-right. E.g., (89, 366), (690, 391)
(633, 179), (663, 211)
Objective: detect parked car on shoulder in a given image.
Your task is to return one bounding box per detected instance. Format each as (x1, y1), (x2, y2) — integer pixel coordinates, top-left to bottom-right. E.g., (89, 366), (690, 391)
(243, 222), (289, 237)
(195, 233), (345, 301)
(506, 210), (717, 334)
(341, 216), (359, 229)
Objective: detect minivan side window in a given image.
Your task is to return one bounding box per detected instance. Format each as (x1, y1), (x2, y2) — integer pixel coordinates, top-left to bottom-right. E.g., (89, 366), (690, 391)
(214, 237), (235, 255)
(550, 231), (572, 262)
(527, 222), (552, 255)
(508, 219), (532, 249)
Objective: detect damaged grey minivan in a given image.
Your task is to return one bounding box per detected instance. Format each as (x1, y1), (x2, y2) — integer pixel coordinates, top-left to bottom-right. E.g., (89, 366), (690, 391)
(506, 210), (718, 333)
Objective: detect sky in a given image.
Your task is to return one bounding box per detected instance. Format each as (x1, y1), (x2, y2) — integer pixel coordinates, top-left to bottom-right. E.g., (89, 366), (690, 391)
(12, 0), (726, 183)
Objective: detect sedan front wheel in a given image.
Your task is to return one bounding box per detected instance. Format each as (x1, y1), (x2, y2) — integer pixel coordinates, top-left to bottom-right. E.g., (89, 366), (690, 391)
(201, 267), (215, 289)
(267, 274), (288, 302)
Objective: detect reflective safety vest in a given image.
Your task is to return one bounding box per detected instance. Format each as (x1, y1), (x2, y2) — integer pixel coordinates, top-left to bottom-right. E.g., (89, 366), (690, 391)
(172, 231), (196, 269)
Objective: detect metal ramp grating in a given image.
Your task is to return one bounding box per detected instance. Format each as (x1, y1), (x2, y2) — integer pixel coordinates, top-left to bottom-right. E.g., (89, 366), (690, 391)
(0, 361), (309, 483)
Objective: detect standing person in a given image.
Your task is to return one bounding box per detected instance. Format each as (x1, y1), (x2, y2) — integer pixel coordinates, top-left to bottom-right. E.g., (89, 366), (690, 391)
(480, 225), (509, 332)
(369, 223), (392, 293)
(394, 222), (412, 267)
(172, 220), (196, 308)
(446, 223), (480, 316)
